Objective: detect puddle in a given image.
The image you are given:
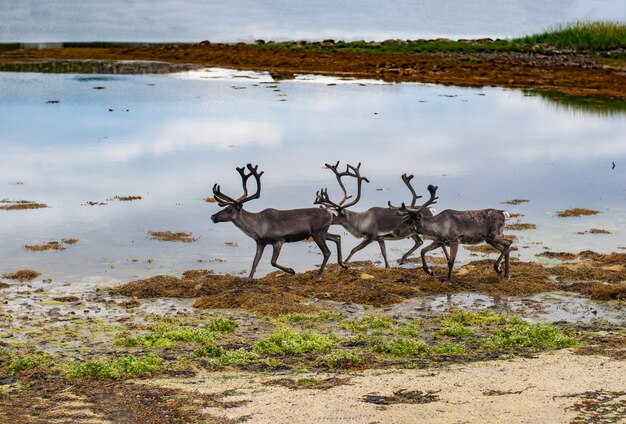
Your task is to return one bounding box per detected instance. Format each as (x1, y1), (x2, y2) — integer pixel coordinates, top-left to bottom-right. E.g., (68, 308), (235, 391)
(387, 292), (625, 324)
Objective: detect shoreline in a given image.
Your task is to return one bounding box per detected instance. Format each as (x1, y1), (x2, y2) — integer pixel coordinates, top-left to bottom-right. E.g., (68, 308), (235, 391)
(1, 41), (625, 98)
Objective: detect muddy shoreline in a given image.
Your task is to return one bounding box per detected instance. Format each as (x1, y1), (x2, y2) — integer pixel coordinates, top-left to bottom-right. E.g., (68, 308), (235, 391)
(1, 42), (625, 98)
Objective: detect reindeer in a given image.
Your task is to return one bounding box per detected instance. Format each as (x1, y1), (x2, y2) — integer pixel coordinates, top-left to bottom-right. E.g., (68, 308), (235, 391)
(211, 164), (346, 279)
(390, 184), (513, 282)
(315, 162), (447, 267)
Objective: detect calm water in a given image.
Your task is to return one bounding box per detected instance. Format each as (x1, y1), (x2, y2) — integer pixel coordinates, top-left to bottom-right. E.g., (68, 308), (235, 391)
(1, 0), (625, 43)
(0, 69), (624, 284)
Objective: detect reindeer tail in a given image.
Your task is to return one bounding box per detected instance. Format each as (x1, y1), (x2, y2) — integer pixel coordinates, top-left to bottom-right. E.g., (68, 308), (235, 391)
(502, 211), (510, 219)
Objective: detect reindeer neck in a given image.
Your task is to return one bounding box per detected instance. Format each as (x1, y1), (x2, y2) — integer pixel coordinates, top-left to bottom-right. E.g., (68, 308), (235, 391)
(231, 209), (260, 239)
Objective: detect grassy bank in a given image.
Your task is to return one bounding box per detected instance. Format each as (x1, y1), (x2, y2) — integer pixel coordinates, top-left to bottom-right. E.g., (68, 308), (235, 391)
(255, 21), (626, 54)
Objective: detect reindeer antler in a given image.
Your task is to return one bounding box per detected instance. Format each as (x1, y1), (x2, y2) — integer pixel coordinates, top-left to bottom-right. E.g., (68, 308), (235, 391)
(401, 174), (422, 207)
(317, 161), (370, 211)
(212, 163), (264, 207)
(389, 184), (438, 214)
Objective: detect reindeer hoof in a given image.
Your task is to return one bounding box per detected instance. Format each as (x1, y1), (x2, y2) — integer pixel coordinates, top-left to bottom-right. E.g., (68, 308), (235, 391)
(398, 259), (407, 265)
(423, 267), (434, 276)
(339, 263), (348, 270)
(287, 268), (296, 275)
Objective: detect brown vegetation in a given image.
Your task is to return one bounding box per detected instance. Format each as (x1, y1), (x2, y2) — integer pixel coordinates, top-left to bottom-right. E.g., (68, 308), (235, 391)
(0, 375), (231, 424)
(148, 231), (197, 243)
(53, 296), (80, 302)
(555, 208), (600, 217)
(505, 223), (537, 231)
(113, 195), (142, 201)
(536, 251), (577, 261)
(23, 241), (66, 252)
(0, 200), (48, 211)
(501, 199), (529, 205)
(2, 269), (41, 281)
(113, 250), (625, 315)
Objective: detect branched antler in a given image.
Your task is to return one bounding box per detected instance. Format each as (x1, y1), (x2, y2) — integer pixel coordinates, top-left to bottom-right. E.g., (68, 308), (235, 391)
(317, 162), (370, 210)
(212, 163), (264, 206)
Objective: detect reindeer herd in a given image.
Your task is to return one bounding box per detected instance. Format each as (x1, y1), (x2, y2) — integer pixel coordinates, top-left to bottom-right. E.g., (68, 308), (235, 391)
(211, 163), (513, 283)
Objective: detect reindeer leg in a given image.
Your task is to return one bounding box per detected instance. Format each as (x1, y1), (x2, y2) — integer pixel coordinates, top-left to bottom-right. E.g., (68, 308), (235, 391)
(399, 235), (423, 265)
(270, 240), (295, 275)
(249, 242), (266, 279)
(440, 245), (450, 262)
(446, 241), (459, 284)
(326, 233), (347, 269)
(378, 241), (390, 268)
(420, 241), (443, 277)
(491, 237), (513, 279)
(486, 241), (506, 275)
(344, 239), (373, 265)
(312, 233), (332, 280)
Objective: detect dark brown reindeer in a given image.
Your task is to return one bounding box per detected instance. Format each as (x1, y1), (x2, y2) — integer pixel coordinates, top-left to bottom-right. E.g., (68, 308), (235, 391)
(390, 184), (513, 282)
(211, 164), (346, 279)
(315, 162), (447, 267)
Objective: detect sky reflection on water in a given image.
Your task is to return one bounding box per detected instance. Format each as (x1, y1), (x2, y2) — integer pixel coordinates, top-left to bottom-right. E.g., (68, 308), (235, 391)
(0, 69), (624, 284)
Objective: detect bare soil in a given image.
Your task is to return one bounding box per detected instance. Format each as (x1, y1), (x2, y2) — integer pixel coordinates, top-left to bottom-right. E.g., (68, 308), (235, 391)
(1, 44), (625, 98)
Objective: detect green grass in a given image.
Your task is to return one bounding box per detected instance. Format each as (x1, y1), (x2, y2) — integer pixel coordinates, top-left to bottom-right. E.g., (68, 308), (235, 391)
(429, 343), (466, 356)
(7, 353), (51, 372)
(115, 326), (216, 348)
(204, 317), (238, 333)
(253, 327), (338, 355)
(63, 354), (162, 379)
(515, 21), (626, 50)
(437, 323), (474, 337)
(395, 321), (422, 337)
(483, 319), (578, 349)
(346, 315), (396, 333)
(255, 22), (625, 54)
(317, 350), (366, 369)
(371, 337), (429, 357)
(441, 309), (503, 327)
(258, 38), (515, 55)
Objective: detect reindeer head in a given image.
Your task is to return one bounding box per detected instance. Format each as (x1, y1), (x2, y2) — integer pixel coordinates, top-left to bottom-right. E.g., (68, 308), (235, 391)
(211, 164), (264, 223)
(314, 161), (369, 220)
(389, 184), (438, 236)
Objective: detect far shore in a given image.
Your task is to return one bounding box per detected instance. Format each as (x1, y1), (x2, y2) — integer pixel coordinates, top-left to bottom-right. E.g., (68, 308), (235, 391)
(1, 36), (625, 98)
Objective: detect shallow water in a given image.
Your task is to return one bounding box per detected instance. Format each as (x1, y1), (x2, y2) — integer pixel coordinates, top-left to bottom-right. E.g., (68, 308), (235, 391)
(0, 68), (624, 284)
(1, 1), (625, 43)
